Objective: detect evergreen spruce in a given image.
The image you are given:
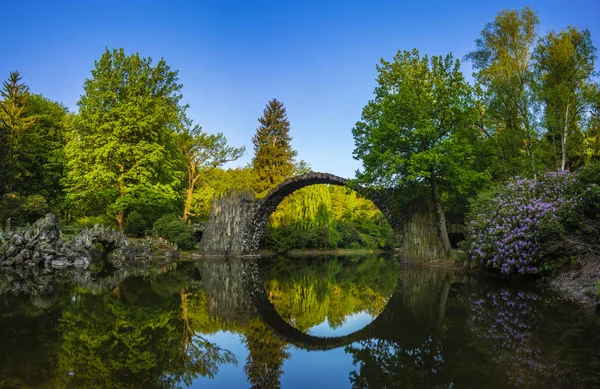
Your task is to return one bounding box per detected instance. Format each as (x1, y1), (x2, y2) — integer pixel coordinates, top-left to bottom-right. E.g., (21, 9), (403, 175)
(0, 71), (37, 196)
(251, 99), (297, 198)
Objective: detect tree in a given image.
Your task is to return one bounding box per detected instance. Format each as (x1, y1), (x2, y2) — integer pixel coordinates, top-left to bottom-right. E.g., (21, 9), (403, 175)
(0, 71), (37, 197)
(243, 317), (290, 389)
(24, 95), (70, 203)
(176, 122), (245, 222)
(65, 48), (184, 231)
(534, 26), (597, 171)
(251, 99), (297, 198)
(465, 7), (541, 178)
(586, 86), (600, 161)
(352, 49), (487, 256)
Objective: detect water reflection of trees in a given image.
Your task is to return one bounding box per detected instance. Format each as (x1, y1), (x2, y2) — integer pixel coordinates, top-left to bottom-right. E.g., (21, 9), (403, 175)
(2, 258), (598, 388)
(243, 317), (290, 389)
(260, 255), (398, 332)
(345, 278), (600, 389)
(0, 262), (237, 388)
(346, 337), (448, 389)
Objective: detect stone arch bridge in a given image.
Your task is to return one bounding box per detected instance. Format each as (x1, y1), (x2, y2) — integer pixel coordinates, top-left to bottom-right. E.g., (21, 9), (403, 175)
(199, 172), (445, 259)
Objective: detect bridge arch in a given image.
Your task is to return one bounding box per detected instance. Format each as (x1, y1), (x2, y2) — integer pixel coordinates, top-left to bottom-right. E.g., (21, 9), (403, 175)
(242, 257), (404, 351)
(242, 258), (460, 351)
(244, 172), (396, 253)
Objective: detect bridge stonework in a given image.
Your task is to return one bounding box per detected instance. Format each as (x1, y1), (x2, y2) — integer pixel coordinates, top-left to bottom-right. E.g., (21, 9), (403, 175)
(198, 172), (446, 260)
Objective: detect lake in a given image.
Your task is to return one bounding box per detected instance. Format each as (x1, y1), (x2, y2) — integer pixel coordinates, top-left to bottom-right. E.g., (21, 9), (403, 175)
(0, 254), (598, 388)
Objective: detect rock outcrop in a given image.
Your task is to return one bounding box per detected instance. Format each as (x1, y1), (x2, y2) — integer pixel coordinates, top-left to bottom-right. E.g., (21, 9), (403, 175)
(0, 214), (150, 270)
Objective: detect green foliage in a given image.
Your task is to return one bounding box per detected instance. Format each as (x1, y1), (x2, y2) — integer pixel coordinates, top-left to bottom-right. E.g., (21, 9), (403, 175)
(153, 214), (196, 250)
(0, 193), (50, 226)
(251, 99), (298, 198)
(0, 193), (25, 226)
(352, 49), (487, 254)
(0, 71), (37, 198)
(353, 49), (486, 191)
(75, 214), (115, 228)
(64, 48), (184, 230)
(21, 194), (50, 224)
(262, 255), (398, 330)
(534, 26), (597, 171)
(465, 7), (541, 179)
(190, 167), (255, 222)
(574, 161), (600, 219)
(176, 121), (245, 221)
(124, 210), (148, 238)
(243, 317), (290, 389)
(261, 185), (395, 252)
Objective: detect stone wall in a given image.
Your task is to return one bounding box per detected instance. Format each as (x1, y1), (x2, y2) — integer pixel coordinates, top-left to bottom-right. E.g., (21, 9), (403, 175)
(195, 257), (254, 323)
(397, 194), (446, 260)
(198, 190), (256, 256)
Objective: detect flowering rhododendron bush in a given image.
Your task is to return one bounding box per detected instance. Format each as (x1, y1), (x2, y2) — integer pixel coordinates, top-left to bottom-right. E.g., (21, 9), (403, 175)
(465, 171), (580, 275)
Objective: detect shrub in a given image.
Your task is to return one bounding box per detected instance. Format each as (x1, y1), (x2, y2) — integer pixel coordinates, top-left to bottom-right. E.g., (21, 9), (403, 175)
(124, 211), (148, 237)
(76, 215), (115, 228)
(465, 171), (578, 276)
(21, 195), (50, 224)
(0, 193), (25, 227)
(153, 214), (196, 250)
(0, 193), (50, 227)
(575, 162), (600, 220)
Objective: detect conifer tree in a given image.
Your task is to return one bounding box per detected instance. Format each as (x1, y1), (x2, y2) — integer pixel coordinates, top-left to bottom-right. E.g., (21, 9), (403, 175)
(0, 71), (37, 196)
(251, 99), (297, 198)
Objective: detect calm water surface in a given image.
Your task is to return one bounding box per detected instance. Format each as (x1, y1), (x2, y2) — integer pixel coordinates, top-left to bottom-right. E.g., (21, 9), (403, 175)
(0, 254), (599, 388)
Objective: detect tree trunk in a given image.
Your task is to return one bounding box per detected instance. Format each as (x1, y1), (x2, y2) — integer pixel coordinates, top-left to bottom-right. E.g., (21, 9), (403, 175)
(430, 171), (452, 257)
(182, 160), (197, 223)
(118, 211), (124, 233)
(561, 104), (569, 172)
(118, 187), (125, 232)
(183, 186), (194, 222)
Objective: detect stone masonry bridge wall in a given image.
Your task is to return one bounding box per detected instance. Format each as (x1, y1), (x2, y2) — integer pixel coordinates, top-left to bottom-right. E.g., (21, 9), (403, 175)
(198, 172), (446, 260)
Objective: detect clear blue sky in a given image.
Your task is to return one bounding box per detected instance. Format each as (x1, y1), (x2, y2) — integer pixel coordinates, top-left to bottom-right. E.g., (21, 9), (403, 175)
(3, 0), (599, 178)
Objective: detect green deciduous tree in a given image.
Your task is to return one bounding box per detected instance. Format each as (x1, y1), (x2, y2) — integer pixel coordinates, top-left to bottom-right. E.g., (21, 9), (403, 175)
(352, 49), (487, 256)
(534, 26), (597, 171)
(252, 99), (297, 198)
(65, 48), (184, 231)
(465, 6), (541, 178)
(176, 122), (245, 222)
(25, 95), (70, 202)
(586, 86), (600, 161)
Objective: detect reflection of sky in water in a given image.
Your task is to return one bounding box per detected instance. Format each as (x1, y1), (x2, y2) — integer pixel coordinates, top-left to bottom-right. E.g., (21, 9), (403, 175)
(190, 330), (356, 389)
(187, 331), (248, 389)
(190, 312), (375, 388)
(307, 311), (375, 337)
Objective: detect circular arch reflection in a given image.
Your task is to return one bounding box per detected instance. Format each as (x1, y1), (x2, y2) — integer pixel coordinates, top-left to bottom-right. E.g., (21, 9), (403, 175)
(243, 258), (457, 351)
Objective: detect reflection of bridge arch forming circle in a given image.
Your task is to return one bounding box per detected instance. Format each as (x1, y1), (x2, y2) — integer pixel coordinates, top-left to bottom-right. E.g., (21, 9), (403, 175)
(244, 172), (398, 253)
(243, 259), (456, 351)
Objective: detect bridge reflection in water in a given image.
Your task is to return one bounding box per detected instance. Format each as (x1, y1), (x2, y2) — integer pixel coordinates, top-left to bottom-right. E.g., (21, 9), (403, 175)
(3, 255), (594, 388)
(195, 256), (466, 351)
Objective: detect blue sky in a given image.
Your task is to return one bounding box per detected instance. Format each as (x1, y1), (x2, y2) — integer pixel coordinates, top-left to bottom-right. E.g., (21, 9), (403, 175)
(3, 0), (599, 178)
